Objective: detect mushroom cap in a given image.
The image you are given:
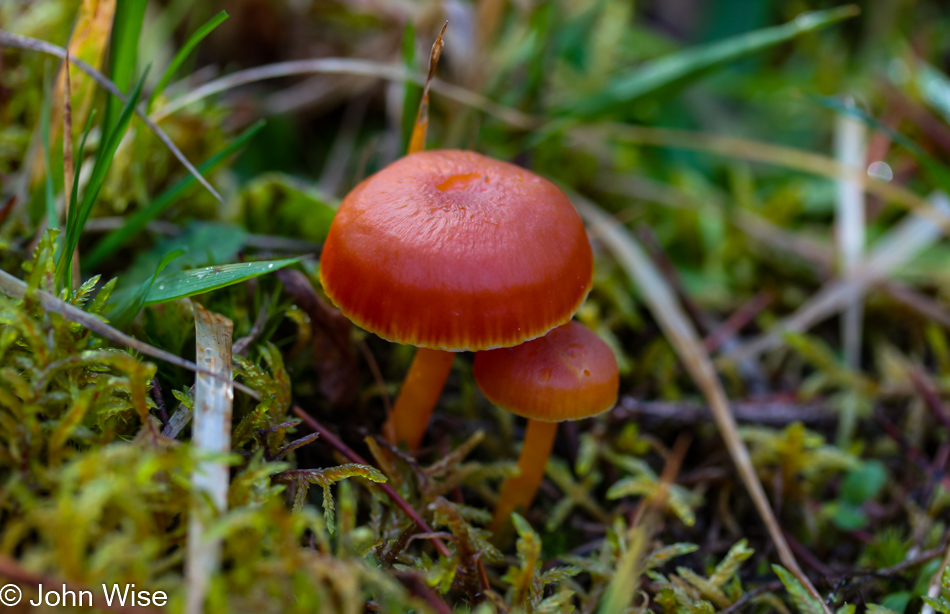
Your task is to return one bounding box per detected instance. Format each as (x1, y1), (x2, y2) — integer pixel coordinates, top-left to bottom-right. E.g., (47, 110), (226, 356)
(473, 321), (619, 422)
(320, 149), (593, 351)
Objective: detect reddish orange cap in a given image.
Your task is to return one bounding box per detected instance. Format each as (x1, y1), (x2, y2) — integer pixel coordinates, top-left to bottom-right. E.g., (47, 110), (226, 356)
(320, 150), (593, 351)
(473, 321), (619, 422)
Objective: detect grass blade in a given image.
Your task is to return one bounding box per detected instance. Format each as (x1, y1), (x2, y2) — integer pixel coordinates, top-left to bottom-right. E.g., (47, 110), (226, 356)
(66, 109), (96, 240)
(564, 6), (858, 118)
(916, 61), (950, 126)
(102, 0), (147, 136)
(0, 31), (224, 204)
(40, 68), (57, 230)
(149, 56), (535, 130)
(62, 50), (74, 227)
(56, 69), (148, 289)
(84, 119), (265, 271)
(108, 249), (183, 329)
(130, 258), (299, 307)
(146, 10), (228, 112)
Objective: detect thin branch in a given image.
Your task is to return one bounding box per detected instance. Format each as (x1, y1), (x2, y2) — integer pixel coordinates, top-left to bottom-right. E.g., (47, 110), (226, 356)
(612, 396), (836, 427)
(0, 30), (223, 204)
(290, 405), (452, 558)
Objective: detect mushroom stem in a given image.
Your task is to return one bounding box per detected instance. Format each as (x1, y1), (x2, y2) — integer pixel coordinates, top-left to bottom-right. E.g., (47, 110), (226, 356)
(384, 348), (455, 450)
(490, 419), (558, 534)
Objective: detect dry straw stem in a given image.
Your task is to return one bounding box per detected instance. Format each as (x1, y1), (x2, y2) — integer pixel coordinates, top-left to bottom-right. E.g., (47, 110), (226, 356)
(596, 170), (950, 331)
(151, 57), (536, 130)
(572, 124), (950, 236)
(834, 107), (868, 370)
(185, 303), (234, 614)
(724, 191), (950, 362)
(407, 22), (447, 155)
(0, 31), (223, 204)
(570, 192), (831, 613)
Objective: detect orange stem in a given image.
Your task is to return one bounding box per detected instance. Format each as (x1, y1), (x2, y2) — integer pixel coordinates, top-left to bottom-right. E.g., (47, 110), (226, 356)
(490, 419), (558, 534)
(383, 348), (455, 450)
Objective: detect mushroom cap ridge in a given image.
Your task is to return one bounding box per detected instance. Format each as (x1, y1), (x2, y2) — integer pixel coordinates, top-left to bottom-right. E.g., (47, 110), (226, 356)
(320, 149), (593, 351)
(473, 321), (619, 422)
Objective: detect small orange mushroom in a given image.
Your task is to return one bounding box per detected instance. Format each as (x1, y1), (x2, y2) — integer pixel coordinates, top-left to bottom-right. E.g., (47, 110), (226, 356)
(320, 149), (592, 450)
(474, 321), (619, 533)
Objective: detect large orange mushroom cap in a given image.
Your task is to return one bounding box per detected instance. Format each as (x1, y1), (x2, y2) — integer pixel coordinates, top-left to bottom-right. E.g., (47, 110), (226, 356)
(474, 321), (619, 422)
(319, 149), (593, 351)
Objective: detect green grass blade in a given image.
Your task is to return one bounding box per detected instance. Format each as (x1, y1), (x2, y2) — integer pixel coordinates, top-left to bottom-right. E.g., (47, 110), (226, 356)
(139, 258), (299, 306)
(103, 0), (147, 136)
(146, 10), (228, 112)
(83, 119), (265, 271)
(108, 249), (183, 329)
(66, 110), (97, 238)
(57, 70), (149, 289)
(916, 61), (950, 126)
(564, 5), (859, 118)
(40, 68), (57, 230)
(812, 95), (950, 193)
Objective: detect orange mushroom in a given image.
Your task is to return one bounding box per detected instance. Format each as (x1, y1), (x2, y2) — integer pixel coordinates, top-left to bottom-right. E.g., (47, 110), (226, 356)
(473, 321), (619, 533)
(320, 149), (592, 450)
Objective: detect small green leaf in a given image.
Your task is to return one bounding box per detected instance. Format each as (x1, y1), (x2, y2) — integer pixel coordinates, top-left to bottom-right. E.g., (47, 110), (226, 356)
(108, 249), (184, 329)
(563, 6), (858, 117)
(103, 0), (147, 136)
(115, 258), (299, 307)
(831, 502), (868, 531)
(841, 460), (887, 505)
(773, 565), (825, 614)
(878, 590), (913, 613)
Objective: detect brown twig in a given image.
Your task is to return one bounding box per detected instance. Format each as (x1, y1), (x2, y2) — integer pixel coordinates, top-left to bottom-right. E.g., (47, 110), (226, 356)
(910, 369), (950, 432)
(393, 570), (453, 614)
(150, 376), (169, 425)
(357, 339), (392, 418)
(875, 407), (950, 492)
(704, 292), (773, 353)
(612, 396), (836, 427)
(636, 225), (712, 334)
(719, 580), (784, 614)
(290, 405), (452, 558)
